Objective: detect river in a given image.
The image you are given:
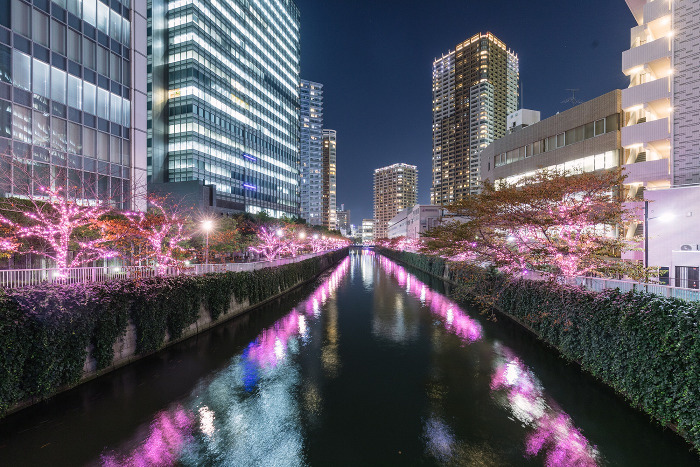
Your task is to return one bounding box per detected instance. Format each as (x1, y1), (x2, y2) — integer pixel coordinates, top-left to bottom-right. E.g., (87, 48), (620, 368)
(0, 249), (696, 466)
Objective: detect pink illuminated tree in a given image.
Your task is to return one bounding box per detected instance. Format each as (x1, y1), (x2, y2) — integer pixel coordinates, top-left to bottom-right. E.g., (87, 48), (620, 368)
(280, 225), (309, 257)
(249, 227), (286, 260)
(423, 169), (641, 279)
(0, 154), (117, 273)
(120, 196), (193, 273)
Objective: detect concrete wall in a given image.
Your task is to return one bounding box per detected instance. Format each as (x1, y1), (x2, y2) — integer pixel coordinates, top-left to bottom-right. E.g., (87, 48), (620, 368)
(9, 252), (346, 415)
(646, 186), (700, 285)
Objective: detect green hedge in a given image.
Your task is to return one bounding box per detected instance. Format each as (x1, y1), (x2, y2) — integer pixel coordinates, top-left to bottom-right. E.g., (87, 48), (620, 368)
(0, 249), (347, 416)
(378, 248), (700, 453)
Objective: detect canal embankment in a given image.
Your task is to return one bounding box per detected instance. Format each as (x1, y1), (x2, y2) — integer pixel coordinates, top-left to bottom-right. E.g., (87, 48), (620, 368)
(376, 248), (700, 455)
(0, 249), (348, 417)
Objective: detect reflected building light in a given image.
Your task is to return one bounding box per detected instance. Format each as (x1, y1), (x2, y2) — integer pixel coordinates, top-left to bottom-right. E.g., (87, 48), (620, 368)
(423, 417), (456, 463)
(199, 406), (216, 438)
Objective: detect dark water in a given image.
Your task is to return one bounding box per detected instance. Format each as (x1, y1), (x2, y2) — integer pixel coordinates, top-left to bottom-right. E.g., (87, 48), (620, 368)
(0, 249), (697, 466)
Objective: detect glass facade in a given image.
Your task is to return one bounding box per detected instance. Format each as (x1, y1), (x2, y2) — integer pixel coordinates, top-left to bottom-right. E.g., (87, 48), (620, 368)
(2, 0), (139, 209)
(148, 0), (301, 218)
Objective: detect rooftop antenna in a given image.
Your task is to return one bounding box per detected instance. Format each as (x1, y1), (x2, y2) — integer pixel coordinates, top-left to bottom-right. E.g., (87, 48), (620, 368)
(562, 89), (582, 107)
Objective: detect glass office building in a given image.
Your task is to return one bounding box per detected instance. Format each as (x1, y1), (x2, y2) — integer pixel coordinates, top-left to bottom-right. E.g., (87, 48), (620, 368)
(1, 0), (147, 210)
(148, 0), (301, 217)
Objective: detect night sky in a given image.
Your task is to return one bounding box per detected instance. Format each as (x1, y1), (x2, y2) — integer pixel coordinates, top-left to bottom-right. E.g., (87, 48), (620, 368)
(294, 0), (637, 225)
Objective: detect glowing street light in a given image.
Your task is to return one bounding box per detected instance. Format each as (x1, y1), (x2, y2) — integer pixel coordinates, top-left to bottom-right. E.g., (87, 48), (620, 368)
(202, 219), (214, 265)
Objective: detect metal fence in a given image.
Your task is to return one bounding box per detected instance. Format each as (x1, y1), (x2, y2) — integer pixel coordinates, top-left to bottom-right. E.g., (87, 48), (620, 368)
(0, 251), (337, 289)
(572, 276), (700, 302)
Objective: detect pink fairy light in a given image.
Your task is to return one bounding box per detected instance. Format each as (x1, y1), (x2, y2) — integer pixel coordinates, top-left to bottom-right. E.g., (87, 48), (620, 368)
(0, 184), (115, 274)
(124, 197), (193, 274)
(249, 227), (286, 260)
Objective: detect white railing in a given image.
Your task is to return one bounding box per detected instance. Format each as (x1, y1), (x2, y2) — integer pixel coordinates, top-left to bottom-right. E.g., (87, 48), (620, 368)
(526, 270), (700, 303)
(0, 251), (340, 289)
(572, 276), (700, 302)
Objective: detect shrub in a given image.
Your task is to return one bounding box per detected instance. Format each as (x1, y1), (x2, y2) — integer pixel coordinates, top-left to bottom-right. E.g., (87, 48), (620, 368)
(378, 248), (700, 453)
(0, 249), (347, 415)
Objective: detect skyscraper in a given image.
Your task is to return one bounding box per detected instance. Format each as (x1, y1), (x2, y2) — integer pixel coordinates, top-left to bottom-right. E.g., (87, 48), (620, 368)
(336, 204), (351, 235)
(374, 163), (418, 240)
(322, 129), (337, 230)
(1, 0), (146, 210)
(148, 0), (301, 218)
(299, 80), (324, 225)
(431, 32), (519, 204)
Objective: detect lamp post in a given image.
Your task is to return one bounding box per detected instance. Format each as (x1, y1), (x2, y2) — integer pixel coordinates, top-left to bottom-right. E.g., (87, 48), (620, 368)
(202, 220), (213, 266)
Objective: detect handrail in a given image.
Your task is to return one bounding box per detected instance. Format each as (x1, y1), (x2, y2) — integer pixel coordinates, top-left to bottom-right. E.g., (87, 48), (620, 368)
(0, 250), (342, 289)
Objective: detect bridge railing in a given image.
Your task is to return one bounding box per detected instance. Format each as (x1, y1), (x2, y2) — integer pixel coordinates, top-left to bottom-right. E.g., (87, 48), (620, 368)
(0, 251), (339, 289)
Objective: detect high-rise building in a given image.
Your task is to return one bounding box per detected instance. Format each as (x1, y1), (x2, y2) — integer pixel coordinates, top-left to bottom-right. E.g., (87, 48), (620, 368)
(336, 204), (350, 235)
(373, 163), (418, 240)
(431, 32), (519, 204)
(622, 0), (700, 285)
(1, 0), (147, 210)
(148, 0), (301, 218)
(299, 80), (323, 225)
(322, 129), (337, 229)
(621, 0), (700, 190)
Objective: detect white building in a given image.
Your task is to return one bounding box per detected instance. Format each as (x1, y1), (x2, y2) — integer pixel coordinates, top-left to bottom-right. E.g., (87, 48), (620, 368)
(388, 205), (444, 239)
(646, 187), (700, 288)
(508, 110), (541, 133)
(387, 209), (410, 239)
(623, 0), (700, 287)
(362, 219), (375, 245)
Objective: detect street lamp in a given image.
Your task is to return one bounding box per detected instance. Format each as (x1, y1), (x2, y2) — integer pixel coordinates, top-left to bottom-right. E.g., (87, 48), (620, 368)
(202, 219), (214, 266)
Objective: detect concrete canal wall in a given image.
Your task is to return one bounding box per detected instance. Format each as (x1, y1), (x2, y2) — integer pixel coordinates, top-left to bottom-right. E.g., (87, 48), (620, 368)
(1, 249), (349, 417)
(376, 248), (700, 454)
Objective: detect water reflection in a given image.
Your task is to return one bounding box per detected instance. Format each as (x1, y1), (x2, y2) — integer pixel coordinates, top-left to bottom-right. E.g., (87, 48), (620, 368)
(377, 254), (482, 344)
(376, 253), (599, 466)
(31, 250), (687, 466)
(491, 344), (600, 466)
(100, 258), (351, 466)
(102, 407), (193, 466)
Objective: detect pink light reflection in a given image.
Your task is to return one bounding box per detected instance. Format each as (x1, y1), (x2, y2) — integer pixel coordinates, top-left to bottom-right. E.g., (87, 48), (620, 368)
(377, 255), (482, 343)
(491, 346), (599, 466)
(101, 406), (193, 467)
(246, 257), (350, 369)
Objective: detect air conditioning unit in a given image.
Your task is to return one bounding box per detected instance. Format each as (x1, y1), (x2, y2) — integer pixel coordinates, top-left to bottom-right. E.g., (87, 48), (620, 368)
(680, 244), (693, 251)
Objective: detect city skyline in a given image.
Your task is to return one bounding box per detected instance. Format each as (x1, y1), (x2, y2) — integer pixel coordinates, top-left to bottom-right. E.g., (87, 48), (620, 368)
(295, 0), (636, 222)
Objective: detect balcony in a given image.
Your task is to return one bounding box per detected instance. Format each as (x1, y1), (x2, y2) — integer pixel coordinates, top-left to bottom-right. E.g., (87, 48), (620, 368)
(644, 0), (671, 24)
(622, 37), (671, 73)
(622, 77), (670, 109)
(622, 117), (670, 147)
(622, 158), (670, 185)
(626, 0), (646, 23)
